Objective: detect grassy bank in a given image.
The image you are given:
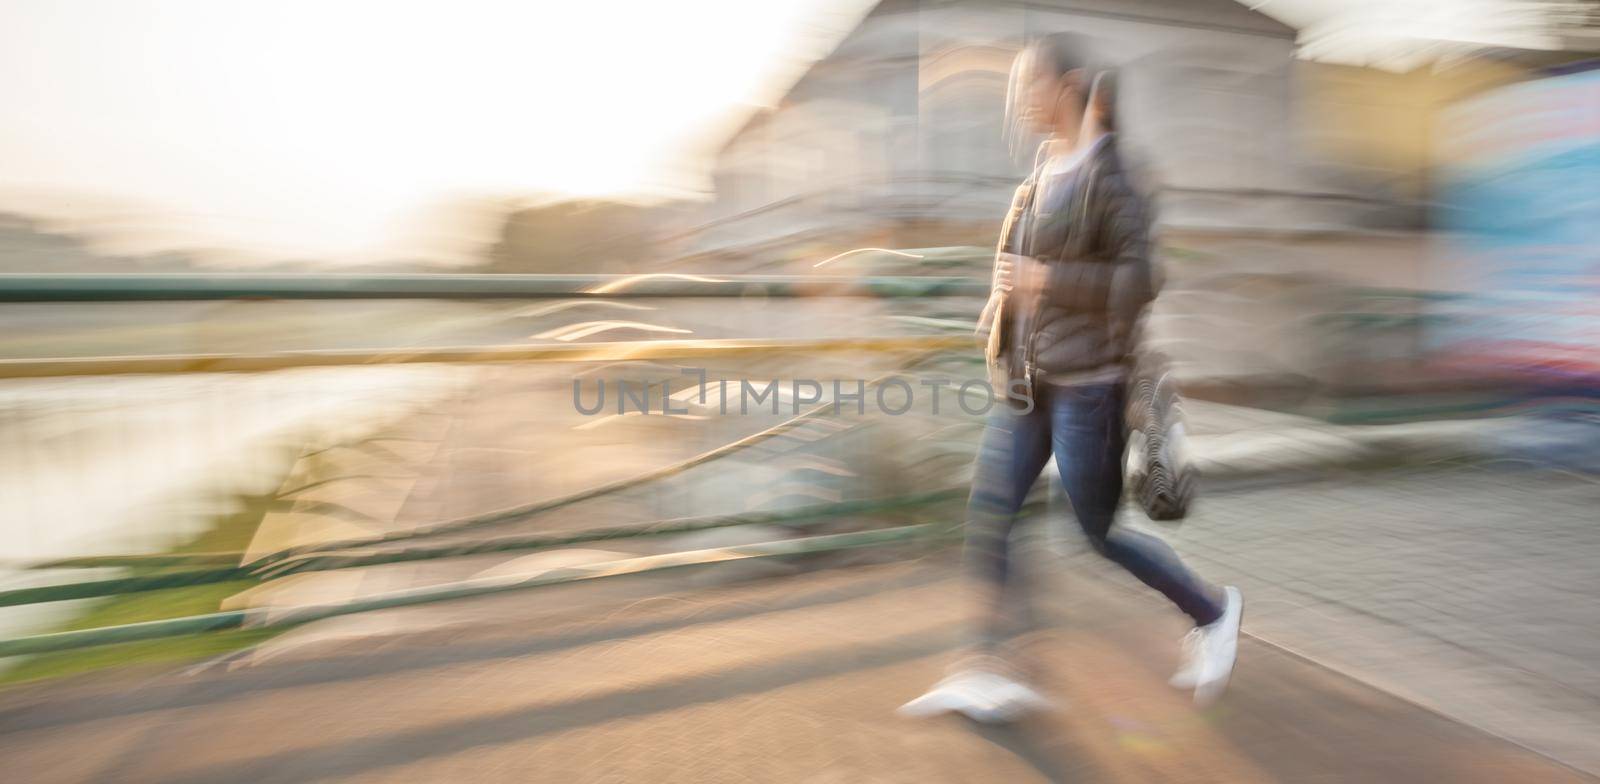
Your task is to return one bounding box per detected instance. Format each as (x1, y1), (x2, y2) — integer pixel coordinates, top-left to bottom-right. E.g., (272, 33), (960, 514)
(1, 492), (281, 685)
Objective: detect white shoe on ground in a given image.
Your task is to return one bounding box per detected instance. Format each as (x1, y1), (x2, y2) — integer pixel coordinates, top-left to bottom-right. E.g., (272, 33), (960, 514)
(899, 666), (1052, 723)
(1169, 585), (1242, 706)
(1168, 628), (1204, 691)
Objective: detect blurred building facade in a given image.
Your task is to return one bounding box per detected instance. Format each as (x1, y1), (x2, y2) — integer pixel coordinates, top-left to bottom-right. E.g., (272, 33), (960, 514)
(673, 0), (1587, 279)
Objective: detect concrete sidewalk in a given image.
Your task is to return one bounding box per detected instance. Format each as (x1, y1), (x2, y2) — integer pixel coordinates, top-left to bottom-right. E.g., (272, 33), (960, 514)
(196, 374), (1600, 779)
(1182, 399), (1599, 479)
(0, 558), (1589, 784)
(1155, 464), (1600, 776)
(11, 367), (1578, 782)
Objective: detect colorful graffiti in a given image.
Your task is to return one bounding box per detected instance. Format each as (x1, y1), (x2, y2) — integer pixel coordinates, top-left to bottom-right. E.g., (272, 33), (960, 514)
(1433, 65), (1600, 382)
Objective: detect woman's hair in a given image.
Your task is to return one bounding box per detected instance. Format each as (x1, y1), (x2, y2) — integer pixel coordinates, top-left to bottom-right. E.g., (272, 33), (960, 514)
(1030, 32), (1094, 83)
(1003, 32), (1103, 161)
(1090, 68), (1117, 133)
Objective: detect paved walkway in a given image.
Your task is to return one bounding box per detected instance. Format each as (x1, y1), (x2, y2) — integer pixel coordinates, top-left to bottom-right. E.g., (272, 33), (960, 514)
(1183, 399), (1600, 478)
(0, 558), (1588, 783)
(10, 363), (1598, 782)
(1157, 464), (1600, 775)
(207, 370), (1600, 780)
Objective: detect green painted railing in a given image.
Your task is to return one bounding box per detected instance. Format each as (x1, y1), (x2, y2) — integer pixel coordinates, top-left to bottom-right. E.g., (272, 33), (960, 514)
(0, 525), (947, 657)
(4, 489), (967, 607)
(0, 273), (988, 302)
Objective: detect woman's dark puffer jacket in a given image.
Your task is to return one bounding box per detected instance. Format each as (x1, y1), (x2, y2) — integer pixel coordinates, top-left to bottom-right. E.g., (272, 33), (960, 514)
(994, 134), (1155, 381)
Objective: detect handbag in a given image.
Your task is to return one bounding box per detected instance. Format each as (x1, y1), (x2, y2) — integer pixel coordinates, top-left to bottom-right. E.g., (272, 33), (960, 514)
(979, 178), (1039, 402)
(1126, 351), (1196, 521)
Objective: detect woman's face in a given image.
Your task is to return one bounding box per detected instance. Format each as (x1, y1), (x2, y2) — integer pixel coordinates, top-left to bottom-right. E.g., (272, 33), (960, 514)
(1019, 54), (1083, 136)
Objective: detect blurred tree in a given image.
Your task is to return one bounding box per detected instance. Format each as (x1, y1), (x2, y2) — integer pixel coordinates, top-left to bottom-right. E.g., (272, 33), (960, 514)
(485, 198), (689, 274)
(0, 212), (199, 272)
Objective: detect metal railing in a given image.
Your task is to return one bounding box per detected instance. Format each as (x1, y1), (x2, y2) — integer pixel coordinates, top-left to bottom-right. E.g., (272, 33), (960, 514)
(0, 273), (987, 302)
(8, 269), (1545, 662)
(0, 279), (991, 659)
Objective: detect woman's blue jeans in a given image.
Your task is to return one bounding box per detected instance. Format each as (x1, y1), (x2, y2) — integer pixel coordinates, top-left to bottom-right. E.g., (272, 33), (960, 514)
(964, 381), (1224, 647)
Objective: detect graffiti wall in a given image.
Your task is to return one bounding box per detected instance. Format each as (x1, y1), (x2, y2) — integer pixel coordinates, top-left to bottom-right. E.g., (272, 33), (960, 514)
(1433, 65), (1600, 383)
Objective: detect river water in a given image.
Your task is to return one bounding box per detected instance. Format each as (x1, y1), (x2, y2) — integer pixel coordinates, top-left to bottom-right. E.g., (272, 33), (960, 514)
(0, 366), (472, 640)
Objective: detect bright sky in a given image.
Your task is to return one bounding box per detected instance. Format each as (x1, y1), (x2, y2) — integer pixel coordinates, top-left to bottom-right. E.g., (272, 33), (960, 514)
(1253, 0), (1567, 71)
(0, 0), (863, 265)
(0, 1), (1572, 266)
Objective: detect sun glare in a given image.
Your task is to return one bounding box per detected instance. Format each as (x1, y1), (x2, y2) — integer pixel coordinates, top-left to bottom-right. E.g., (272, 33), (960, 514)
(0, 0), (830, 264)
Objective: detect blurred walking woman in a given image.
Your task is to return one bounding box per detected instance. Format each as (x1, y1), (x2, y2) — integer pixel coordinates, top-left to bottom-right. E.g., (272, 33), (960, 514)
(903, 33), (1242, 721)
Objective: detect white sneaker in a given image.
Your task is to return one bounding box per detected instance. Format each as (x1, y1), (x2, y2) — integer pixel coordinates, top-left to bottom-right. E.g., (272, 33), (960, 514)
(1168, 627), (1204, 691)
(898, 667), (1052, 723)
(1169, 586), (1242, 706)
